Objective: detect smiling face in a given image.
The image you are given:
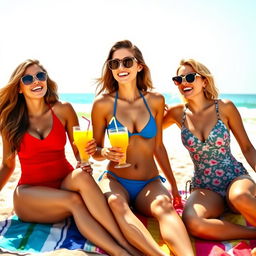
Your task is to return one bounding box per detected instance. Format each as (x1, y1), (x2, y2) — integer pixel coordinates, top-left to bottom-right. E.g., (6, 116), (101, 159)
(177, 64), (205, 99)
(111, 48), (143, 86)
(19, 64), (48, 99)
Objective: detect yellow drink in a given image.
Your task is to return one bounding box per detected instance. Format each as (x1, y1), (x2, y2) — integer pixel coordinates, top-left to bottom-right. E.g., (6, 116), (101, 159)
(73, 128), (93, 165)
(108, 127), (130, 167)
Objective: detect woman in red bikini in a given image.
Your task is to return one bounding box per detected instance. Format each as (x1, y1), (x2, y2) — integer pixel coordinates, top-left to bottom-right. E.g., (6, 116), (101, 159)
(0, 59), (140, 256)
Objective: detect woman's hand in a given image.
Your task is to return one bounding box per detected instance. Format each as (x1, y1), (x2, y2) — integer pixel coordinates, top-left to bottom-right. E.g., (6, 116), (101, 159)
(101, 147), (124, 162)
(76, 161), (93, 175)
(86, 139), (97, 156)
(173, 195), (183, 209)
(171, 186), (183, 209)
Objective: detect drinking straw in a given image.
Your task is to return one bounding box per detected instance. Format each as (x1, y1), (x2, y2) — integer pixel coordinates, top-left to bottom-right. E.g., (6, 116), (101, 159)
(109, 116), (119, 132)
(82, 116), (90, 131)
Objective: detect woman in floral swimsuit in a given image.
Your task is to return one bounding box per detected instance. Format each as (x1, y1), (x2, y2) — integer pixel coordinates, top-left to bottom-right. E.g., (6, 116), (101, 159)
(163, 58), (256, 240)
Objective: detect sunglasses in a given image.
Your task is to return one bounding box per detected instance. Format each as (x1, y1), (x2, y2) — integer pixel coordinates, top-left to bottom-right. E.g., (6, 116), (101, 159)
(172, 73), (201, 85)
(107, 57), (137, 70)
(21, 71), (47, 85)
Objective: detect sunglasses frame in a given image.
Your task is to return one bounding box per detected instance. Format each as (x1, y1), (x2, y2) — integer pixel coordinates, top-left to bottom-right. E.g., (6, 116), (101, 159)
(107, 56), (137, 70)
(172, 72), (201, 85)
(21, 71), (47, 85)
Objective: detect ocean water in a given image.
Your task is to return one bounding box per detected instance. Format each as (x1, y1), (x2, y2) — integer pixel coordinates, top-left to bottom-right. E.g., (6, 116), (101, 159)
(60, 93), (256, 109)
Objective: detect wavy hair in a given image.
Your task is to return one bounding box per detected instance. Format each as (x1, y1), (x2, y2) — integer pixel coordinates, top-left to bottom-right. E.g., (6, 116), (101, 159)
(97, 40), (153, 94)
(0, 59), (58, 154)
(177, 59), (219, 100)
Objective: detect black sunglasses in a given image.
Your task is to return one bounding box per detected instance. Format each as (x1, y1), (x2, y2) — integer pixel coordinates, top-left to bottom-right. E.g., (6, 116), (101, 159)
(21, 71), (47, 85)
(107, 57), (137, 70)
(172, 73), (201, 85)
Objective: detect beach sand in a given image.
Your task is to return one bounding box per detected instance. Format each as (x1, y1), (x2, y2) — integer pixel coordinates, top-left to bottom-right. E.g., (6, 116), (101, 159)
(0, 118), (255, 255)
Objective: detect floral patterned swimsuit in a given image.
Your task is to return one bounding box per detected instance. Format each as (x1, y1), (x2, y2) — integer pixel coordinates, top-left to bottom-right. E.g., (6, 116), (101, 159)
(181, 100), (248, 197)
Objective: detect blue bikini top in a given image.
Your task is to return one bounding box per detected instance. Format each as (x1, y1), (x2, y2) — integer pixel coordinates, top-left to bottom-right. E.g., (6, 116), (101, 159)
(107, 90), (157, 138)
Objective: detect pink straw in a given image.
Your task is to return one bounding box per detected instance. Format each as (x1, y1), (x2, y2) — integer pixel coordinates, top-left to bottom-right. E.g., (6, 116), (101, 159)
(82, 116), (90, 131)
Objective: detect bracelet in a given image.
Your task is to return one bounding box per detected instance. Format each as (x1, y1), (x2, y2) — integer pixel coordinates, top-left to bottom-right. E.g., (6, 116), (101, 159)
(101, 147), (107, 157)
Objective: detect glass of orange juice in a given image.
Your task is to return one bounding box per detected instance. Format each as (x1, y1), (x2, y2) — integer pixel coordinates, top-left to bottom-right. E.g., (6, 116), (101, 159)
(73, 126), (93, 166)
(108, 127), (131, 168)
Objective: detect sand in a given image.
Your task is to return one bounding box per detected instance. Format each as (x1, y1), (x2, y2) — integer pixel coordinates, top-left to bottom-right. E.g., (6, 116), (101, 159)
(0, 118), (255, 255)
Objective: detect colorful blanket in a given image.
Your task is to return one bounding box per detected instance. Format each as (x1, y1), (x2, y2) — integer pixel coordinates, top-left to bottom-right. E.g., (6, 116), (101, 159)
(0, 192), (256, 255)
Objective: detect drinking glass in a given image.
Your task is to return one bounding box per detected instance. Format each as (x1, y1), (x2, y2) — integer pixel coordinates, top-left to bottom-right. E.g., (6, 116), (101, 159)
(73, 126), (93, 166)
(108, 127), (131, 168)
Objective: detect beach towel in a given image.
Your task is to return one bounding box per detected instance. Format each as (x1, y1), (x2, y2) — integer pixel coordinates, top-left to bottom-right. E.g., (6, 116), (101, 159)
(0, 191), (256, 255)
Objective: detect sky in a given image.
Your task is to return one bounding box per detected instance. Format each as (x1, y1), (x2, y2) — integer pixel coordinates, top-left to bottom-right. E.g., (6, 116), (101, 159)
(0, 0), (256, 95)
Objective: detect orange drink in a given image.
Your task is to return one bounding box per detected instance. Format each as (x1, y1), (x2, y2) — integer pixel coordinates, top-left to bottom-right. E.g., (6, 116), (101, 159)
(73, 126), (93, 166)
(108, 127), (131, 168)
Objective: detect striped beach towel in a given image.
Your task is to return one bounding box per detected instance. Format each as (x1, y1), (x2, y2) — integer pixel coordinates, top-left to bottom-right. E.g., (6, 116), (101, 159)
(0, 215), (105, 255)
(0, 191), (256, 255)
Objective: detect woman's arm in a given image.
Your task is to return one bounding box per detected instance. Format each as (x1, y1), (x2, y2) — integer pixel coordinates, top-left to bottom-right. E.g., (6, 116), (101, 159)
(91, 97), (110, 161)
(91, 97), (124, 162)
(163, 104), (184, 129)
(0, 135), (16, 191)
(152, 94), (180, 198)
(54, 101), (80, 160)
(222, 100), (256, 172)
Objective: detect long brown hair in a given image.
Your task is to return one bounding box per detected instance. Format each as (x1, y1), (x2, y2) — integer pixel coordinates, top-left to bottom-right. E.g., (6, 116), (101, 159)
(0, 59), (58, 154)
(97, 40), (153, 94)
(177, 59), (219, 100)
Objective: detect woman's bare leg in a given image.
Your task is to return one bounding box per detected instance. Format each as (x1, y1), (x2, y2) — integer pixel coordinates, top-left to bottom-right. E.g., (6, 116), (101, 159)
(136, 180), (194, 256)
(99, 175), (168, 256)
(227, 176), (256, 226)
(14, 185), (130, 256)
(61, 169), (141, 256)
(182, 189), (256, 240)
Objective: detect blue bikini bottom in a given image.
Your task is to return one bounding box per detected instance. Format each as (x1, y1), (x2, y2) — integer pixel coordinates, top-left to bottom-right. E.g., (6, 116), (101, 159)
(98, 170), (166, 202)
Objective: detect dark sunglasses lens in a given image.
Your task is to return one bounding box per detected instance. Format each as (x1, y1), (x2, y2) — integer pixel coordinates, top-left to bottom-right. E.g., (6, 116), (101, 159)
(21, 75), (33, 85)
(172, 76), (182, 85)
(36, 72), (47, 81)
(123, 57), (134, 68)
(108, 60), (119, 70)
(186, 73), (196, 83)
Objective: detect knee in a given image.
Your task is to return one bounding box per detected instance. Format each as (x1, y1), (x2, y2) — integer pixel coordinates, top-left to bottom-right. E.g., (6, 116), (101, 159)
(107, 194), (129, 215)
(72, 169), (94, 187)
(229, 190), (252, 210)
(151, 195), (174, 217)
(65, 191), (84, 210)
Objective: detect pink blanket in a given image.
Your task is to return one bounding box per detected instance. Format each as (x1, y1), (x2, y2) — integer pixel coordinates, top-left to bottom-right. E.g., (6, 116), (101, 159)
(137, 191), (256, 255)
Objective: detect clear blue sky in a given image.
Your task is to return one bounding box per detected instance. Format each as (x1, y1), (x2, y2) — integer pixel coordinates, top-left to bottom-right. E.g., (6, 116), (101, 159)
(0, 0), (256, 94)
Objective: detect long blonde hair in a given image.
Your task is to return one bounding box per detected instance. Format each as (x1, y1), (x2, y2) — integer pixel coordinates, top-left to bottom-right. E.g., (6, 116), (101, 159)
(97, 40), (153, 94)
(0, 59), (58, 154)
(177, 59), (219, 100)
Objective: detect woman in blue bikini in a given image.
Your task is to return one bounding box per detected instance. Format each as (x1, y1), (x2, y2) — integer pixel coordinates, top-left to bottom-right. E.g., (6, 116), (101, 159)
(91, 40), (194, 256)
(163, 58), (256, 240)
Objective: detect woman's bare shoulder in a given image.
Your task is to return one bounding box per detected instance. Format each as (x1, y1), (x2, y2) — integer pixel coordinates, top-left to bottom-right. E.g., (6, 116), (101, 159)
(92, 93), (115, 113)
(166, 103), (184, 117)
(94, 93), (114, 104)
(52, 101), (75, 114)
(163, 103), (184, 128)
(146, 91), (165, 105)
(217, 98), (237, 115)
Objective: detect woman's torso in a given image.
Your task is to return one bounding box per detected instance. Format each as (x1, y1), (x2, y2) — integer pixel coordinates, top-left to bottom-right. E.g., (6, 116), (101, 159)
(105, 90), (159, 180)
(17, 106), (74, 188)
(180, 100), (247, 196)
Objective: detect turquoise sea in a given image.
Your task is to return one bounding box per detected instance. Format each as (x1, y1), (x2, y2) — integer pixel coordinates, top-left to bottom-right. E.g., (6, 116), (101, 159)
(60, 93), (256, 109)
